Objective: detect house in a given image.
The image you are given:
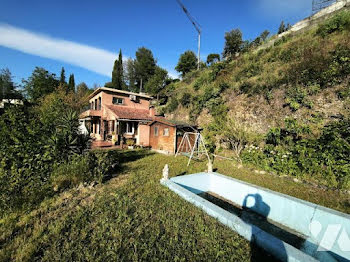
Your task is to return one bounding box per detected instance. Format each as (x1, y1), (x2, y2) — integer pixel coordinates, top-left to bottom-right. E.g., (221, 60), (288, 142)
(79, 87), (197, 154)
(0, 98), (24, 109)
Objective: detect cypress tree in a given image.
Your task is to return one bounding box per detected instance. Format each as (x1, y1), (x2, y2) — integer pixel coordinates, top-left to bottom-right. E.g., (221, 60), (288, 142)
(278, 21), (286, 34)
(111, 49), (124, 90)
(68, 74), (75, 93)
(60, 67), (66, 85)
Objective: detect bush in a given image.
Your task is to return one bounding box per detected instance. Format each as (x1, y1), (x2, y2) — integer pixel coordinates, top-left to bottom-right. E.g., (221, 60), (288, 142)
(179, 92), (192, 107)
(245, 117), (350, 189)
(51, 155), (91, 191)
(126, 139), (135, 146)
(51, 150), (120, 192)
(317, 10), (350, 37)
(165, 97), (179, 112)
(285, 86), (313, 111)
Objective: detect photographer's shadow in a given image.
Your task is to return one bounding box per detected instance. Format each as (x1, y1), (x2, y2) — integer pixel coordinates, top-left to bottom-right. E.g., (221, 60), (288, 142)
(242, 193), (287, 262)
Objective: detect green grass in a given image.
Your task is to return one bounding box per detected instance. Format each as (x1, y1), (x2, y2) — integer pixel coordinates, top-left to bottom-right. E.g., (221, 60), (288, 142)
(1, 150), (349, 261)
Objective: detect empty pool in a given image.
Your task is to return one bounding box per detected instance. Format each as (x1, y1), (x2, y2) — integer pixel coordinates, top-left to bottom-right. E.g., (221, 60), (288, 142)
(161, 172), (350, 262)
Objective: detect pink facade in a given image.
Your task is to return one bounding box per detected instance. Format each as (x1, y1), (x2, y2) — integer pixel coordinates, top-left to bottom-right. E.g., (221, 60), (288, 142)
(80, 87), (154, 146)
(80, 87), (197, 152)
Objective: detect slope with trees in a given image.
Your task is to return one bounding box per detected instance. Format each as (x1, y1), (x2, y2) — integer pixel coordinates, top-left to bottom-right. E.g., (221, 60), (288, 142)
(159, 9), (350, 190)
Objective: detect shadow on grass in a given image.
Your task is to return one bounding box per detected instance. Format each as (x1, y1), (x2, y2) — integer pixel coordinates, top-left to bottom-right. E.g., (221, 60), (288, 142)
(109, 149), (156, 178)
(118, 149), (155, 164)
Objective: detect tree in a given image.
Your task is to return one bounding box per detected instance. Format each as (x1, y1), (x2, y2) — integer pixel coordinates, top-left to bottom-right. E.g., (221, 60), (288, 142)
(60, 67), (66, 85)
(23, 67), (59, 102)
(134, 47), (156, 91)
(223, 29), (243, 59)
(241, 40), (251, 53)
(144, 66), (168, 96)
(125, 58), (137, 92)
(206, 54), (220, 65)
(76, 82), (89, 95)
(175, 51), (197, 76)
(221, 117), (257, 164)
(0, 68), (21, 100)
(278, 21), (286, 34)
(252, 36), (262, 47)
(68, 74), (75, 93)
(260, 30), (270, 42)
(111, 49), (124, 90)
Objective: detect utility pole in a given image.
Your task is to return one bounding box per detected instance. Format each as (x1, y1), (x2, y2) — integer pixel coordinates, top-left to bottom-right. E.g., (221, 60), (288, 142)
(176, 0), (202, 70)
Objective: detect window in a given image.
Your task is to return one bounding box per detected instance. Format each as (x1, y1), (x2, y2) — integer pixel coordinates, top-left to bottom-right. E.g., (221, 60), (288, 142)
(154, 126), (159, 136)
(126, 122), (134, 134)
(163, 128), (169, 136)
(91, 101), (94, 110)
(98, 97), (102, 110)
(94, 99), (97, 110)
(113, 97), (124, 105)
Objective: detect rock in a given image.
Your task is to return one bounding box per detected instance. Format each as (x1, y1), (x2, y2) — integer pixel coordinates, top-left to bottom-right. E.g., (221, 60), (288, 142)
(259, 171), (267, 175)
(293, 178), (300, 183)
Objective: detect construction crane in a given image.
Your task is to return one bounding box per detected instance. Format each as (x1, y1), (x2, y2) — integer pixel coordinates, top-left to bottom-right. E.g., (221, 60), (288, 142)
(176, 0), (202, 70)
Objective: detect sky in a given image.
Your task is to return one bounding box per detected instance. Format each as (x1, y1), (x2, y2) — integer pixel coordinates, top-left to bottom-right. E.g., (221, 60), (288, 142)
(0, 0), (313, 88)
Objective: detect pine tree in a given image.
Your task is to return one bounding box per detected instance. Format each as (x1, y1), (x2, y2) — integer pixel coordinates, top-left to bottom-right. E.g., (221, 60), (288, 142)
(68, 74), (75, 93)
(278, 21), (286, 34)
(60, 67), (66, 85)
(111, 49), (124, 90)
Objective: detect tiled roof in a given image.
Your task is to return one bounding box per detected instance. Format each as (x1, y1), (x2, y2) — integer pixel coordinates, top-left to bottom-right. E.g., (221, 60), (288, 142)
(106, 105), (153, 120)
(89, 87), (153, 100)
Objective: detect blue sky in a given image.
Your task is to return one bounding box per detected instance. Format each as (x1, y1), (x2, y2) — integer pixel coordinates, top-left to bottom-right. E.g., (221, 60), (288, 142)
(0, 0), (312, 88)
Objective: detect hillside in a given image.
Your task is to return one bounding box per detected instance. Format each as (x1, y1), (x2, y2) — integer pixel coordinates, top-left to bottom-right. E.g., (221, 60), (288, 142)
(159, 9), (350, 190)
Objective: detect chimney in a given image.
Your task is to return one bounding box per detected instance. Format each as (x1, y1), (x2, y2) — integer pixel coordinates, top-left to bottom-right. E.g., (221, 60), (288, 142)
(149, 106), (156, 117)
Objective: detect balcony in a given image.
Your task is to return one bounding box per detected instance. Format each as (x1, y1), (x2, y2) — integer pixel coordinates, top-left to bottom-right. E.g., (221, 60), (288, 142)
(79, 109), (102, 118)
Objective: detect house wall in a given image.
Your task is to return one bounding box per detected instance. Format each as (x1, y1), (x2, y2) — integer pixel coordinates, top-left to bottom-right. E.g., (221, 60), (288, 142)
(138, 124), (150, 146)
(89, 91), (151, 111)
(149, 123), (176, 154)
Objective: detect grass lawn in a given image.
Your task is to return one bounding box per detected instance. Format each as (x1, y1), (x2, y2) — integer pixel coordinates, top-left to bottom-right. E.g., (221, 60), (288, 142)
(1, 149), (349, 261)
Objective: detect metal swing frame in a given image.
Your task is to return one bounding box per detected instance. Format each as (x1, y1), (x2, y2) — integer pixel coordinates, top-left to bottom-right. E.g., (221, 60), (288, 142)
(175, 132), (210, 166)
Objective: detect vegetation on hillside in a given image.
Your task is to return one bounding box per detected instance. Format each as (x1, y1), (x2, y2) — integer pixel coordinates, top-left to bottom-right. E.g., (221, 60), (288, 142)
(158, 10), (350, 189)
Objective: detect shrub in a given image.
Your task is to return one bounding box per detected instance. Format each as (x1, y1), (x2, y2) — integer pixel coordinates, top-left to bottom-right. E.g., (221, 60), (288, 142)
(51, 150), (120, 192)
(165, 97), (179, 112)
(179, 92), (192, 107)
(285, 86), (313, 111)
(51, 155), (91, 191)
(126, 139), (135, 146)
(317, 10), (350, 37)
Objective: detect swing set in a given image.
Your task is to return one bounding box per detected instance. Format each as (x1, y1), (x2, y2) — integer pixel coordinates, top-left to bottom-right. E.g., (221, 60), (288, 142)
(175, 132), (210, 166)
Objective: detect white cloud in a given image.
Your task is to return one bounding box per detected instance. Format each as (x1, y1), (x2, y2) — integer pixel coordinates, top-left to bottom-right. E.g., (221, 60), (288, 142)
(0, 23), (117, 77)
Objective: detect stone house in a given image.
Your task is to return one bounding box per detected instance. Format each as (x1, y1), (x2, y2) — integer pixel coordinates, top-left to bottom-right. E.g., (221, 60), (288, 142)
(79, 87), (197, 154)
